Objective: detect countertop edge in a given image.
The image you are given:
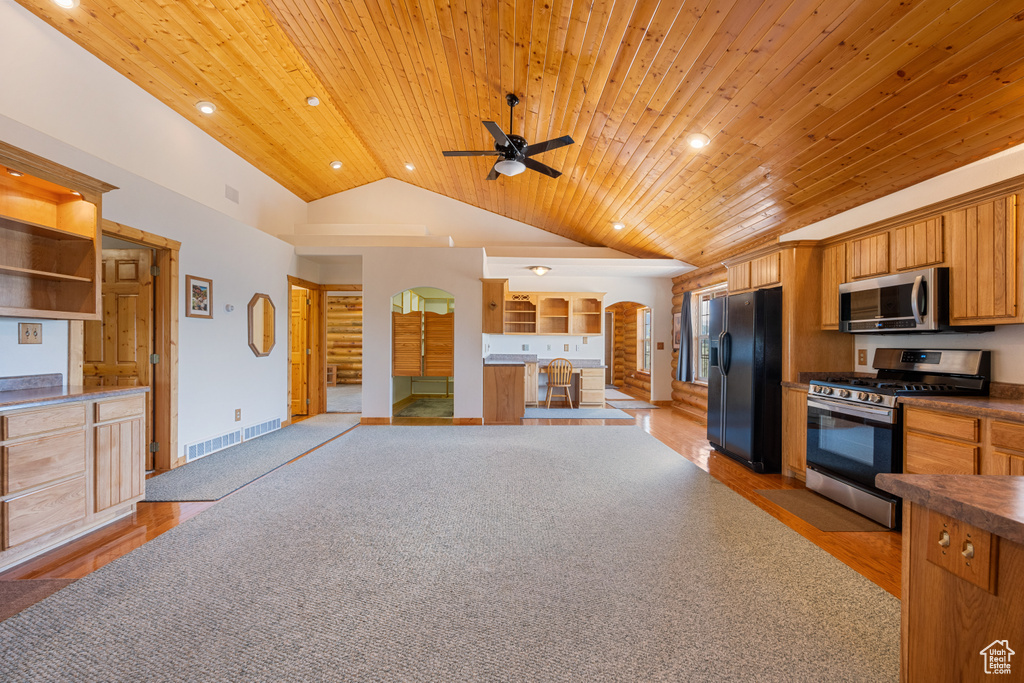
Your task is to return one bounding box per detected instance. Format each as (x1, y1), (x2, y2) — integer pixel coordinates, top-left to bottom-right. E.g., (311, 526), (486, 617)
(0, 385), (150, 411)
(897, 395), (1024, 423)
(876, 474), (1024, 545)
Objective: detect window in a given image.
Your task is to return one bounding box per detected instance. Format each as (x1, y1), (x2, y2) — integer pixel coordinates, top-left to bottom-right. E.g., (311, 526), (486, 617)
(692, 284), (728, 382)
(637, 307), (652, 372)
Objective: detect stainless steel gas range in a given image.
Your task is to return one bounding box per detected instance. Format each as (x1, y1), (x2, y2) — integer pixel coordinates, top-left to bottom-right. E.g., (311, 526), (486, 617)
(805, 348), (990, 528)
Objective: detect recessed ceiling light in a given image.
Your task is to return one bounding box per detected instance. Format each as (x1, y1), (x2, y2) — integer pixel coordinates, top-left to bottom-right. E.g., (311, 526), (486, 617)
(307, 96), (320, 107)
(405, 163), (415, 171)
(528, 266), (551, 276)
(330, 160), (343, 170)
(53, 0), (79, 8)
(196, 101), (216, 115)
(687, 133), (711, 149)
(612, 222), (625, 230)
(7, 169), (23, 177)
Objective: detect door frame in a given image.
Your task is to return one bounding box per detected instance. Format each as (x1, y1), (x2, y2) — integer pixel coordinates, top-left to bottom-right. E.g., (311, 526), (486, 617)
(286, 276), (325, 422)
(69, 219), (180, 471)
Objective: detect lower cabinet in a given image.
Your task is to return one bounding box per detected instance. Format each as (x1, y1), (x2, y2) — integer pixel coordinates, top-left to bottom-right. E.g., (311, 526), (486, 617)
(781, 386), (808, 480)
(0, 391), (146, 571)
(578, 368), (604, 408)
(483, 365), (525, 425)
(903, 405), (1024, 477)
(523, 362), (538, 406)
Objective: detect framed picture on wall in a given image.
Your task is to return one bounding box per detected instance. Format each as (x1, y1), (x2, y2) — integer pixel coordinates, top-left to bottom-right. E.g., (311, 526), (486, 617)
(186, 274), (213, 319)
(672, 312), (681, 350)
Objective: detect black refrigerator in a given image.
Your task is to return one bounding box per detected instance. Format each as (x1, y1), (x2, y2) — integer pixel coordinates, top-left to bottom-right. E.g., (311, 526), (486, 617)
(706, 287), (782, 473)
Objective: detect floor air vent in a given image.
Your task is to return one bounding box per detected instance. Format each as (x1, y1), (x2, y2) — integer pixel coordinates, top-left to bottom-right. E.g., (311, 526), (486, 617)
(244, 418), (282, 441)
(186, 429), (242, 462)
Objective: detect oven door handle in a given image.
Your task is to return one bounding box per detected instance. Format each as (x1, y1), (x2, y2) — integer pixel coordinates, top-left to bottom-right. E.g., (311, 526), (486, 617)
(911, 274), (926, 324)
(807, 397), (896, 424)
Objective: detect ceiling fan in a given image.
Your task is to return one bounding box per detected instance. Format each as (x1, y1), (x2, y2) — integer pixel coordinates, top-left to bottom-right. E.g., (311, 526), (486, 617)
(442, 94), (574, 180)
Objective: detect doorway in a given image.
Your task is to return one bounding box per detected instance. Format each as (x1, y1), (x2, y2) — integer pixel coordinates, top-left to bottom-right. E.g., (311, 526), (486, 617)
(391, 287), (455, 423)
(324, 289), (362, 414)
(603, 301), (653, 401)
(287, 276), (324, 421)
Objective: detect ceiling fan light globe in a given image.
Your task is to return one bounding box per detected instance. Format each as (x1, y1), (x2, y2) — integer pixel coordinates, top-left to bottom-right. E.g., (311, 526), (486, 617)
(494, 159), (526, 176)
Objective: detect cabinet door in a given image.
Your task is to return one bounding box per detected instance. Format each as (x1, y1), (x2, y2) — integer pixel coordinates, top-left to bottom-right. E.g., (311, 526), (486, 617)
(893, 217), (944, 270)
(904, 432), (977, 475)
(781, 387), (807, 479)
(480, 279), (506, 334)
(727, 261), (751, 293)
(820, 243), (845, 330)
(95, 417), (145, 512)
(847, 233), (890, 279)
(749, 253), (781, 289)
(523, 362), (538, 405)
(949, 193), (1020, 324)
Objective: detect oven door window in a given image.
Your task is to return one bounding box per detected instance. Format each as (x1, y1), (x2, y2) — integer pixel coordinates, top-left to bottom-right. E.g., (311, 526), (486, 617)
(807, 404), (897, 490)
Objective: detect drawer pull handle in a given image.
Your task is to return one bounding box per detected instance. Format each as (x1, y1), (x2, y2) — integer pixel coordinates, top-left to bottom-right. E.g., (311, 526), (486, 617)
(938, 530), (950, 548)
(962, 541), (975, 559)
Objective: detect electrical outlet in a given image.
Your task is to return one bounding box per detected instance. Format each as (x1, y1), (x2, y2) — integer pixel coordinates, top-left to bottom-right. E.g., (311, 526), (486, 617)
(547, 344), (551, 351)
(564, 344), (570, 352)
(858, 349), (868, 365)
(18, 323), (42, 344)
(522, 344), (530, 351)
(234, 409), (241, 422)
(657, 342), (665, 350)
(575, 344), (580, 352)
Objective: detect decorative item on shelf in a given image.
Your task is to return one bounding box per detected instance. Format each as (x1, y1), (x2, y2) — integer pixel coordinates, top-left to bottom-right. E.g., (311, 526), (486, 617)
(185, 275), (213, 319)
(247, 293), (275, 357)
(528, 266), (550, 276)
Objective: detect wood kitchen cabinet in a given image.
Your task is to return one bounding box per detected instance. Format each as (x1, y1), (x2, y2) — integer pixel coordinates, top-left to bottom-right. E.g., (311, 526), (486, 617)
(948, 193), (1021, 325)
(893, 217), (944, 271)
(781, 386), (808, 480)
(903, 407), (980, 475)
(523, 362), (539, 406)
(480, 279), (507, 334)
(94, 396), (145, 512)
(820, 243), (845, 330)
(483, 364), (525, 425)
(847, 233), (890, 280)
(480, 280), (604, 336)
(578, 368), (604, 408)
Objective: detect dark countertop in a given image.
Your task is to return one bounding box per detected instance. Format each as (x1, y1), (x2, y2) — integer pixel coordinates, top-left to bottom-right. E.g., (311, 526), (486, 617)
(537, 358), (605, 369)
(876, 474), (1024, 545)
(898, 394), (1024, 423)
(0, 385), (149, 411)
(782, 381), (810, 391)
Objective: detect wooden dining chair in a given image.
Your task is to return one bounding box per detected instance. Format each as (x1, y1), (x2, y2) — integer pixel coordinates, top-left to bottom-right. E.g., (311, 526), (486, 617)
(545, 358), (574, 409)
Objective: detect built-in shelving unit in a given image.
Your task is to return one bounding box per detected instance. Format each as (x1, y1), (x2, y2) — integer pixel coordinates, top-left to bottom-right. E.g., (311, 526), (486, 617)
(0, 142), (115, 320)
(503, 294), (537, 334)
(571, 296), (602, 335)
(538, 295), (570, 334)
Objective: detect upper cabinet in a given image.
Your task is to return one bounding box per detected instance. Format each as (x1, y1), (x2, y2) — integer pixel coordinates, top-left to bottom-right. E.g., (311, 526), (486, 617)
(893, 217), (945, 271)
(948, 193), (1020, 325)
(0, 142), (115, 320)
(820, 243), (846, 330)
(479, 280), (603, 335)
(727, 253), (780, 293)
(847, 233), (890, 280)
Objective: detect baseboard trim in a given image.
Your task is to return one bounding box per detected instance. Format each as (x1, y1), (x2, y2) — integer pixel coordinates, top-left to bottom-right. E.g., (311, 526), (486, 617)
(670, 403), (707, 425)
(452, 418), (483, 426)
(652, 400), (673, 407)
(360, 417), (392, 425)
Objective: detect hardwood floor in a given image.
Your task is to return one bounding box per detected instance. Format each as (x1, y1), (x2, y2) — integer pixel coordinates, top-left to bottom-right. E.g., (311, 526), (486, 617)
(1, 402), (901, 604)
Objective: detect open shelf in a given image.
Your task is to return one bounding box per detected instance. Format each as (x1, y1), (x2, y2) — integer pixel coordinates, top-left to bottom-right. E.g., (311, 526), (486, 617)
(0, 264), (93, 283)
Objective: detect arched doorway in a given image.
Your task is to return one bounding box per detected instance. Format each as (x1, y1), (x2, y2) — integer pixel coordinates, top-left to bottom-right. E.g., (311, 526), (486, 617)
(603, 301), (652, 401)
(391, 287), (455, 423)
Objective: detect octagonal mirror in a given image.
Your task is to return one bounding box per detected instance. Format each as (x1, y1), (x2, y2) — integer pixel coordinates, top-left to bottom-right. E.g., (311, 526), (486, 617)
(248, 293), (276, 357)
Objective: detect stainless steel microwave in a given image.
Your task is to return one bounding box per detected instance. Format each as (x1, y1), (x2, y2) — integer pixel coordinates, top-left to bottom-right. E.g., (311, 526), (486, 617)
(839, 267), (990, 334)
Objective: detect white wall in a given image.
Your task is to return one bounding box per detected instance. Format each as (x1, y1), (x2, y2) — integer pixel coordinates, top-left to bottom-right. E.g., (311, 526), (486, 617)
(0, 320), (69, 382)
(485, 334), (604, 360)
(855, 328), (1024, 384)
(0, 0), (306, 237)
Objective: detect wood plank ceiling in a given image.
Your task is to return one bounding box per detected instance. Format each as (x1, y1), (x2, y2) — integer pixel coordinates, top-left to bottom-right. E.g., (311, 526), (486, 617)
(15, 0), (1024, 267)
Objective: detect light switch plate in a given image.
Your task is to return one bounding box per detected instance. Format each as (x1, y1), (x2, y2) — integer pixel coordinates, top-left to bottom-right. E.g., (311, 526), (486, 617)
(564, 344), (570, 352)
(858, 349), (868, 365)
(234, 409), (241, 421)
(18, 323), (42, 344)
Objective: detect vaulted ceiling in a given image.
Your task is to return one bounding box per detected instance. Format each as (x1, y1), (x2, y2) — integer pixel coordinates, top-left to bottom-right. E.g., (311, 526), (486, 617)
(16, 0), (1024, 267)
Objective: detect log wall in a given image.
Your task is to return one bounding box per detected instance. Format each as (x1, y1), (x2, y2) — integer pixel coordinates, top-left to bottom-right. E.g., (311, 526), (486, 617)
(670, 265), (727, 423)
(327, 295), (362, 384)
(606, 301), (649, 400)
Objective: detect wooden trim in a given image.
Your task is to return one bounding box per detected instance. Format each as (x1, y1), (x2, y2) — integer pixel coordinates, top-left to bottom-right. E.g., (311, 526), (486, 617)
(286, 277), (325, 419)
(0, 141), (117, 203)
(67, 321), (83, 387)
(319, 284), (361, 291)
(820, 173), (1024, 246)
(102, 219), (181, 250)
(360, 417), (391, 425)
(287, 275), (321, 290)
(453, 418), (483, 425)
(246, 293), (275, 357)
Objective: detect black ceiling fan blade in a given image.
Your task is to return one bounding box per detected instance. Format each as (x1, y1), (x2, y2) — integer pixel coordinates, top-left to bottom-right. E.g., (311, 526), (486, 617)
(442, 150), (501, 157)
(523, 157), (562, 178)
(485, 164), (500, 181)
(482, 121), (517, 150)
(524, 135), (574, 157)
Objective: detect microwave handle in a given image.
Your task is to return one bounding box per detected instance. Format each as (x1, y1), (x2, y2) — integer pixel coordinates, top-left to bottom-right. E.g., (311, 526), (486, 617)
(911, 275), (926, 323)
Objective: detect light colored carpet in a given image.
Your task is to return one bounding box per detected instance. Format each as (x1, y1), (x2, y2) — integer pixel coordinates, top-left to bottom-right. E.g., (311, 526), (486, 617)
(604, 387), (634, 399)
(0, 580), (75, 623)
(145, 413), (360, 501)
(394, 398), (453, 418)
(524, 407), (634, 419)
(326, 384), (361, 413)
(0, 427), (899, 681)
(607, 400), (660, 409)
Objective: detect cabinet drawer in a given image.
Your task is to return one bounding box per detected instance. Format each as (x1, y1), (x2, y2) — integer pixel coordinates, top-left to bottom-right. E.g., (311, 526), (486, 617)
(95, 395), (145, 423)
(905, 433), (977, 475)
(580, 389), (606, 404)
(3, 430), (86, 495)
(2, 403), (86, 441)
(991, 421), (1024, 453)
(580, 373), (604, 390)
(3, 476), (86, 549)
(905, 408), (979, 442)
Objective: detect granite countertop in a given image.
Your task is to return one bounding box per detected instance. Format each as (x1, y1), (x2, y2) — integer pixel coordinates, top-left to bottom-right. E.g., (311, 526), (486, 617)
(0, 384), (150, 411)
(483, 354), (537, 366)
(876, 474), (1024, 545)
(897, 394), (1024, 423)
(537, 358), (606, 369)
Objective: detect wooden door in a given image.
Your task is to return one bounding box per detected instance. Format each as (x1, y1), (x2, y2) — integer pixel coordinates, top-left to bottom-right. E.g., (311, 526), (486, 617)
(949, 193), (1020, 324)
(392, 311), (422, 376)
(423, 312), (454, 376)
(83, 249), (153, 467)
(290, 287), (309, 416)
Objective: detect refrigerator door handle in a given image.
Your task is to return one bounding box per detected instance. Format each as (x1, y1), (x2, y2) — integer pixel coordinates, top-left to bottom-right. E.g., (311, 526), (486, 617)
(720, 331), (731, 375)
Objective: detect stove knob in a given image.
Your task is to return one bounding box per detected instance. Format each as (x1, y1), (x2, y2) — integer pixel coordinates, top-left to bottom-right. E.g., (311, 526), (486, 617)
(822, 387), (833, 395)
(870, 394), (884, 404)
(838, 389), (851, 398)
(857, 392), (868, 401)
